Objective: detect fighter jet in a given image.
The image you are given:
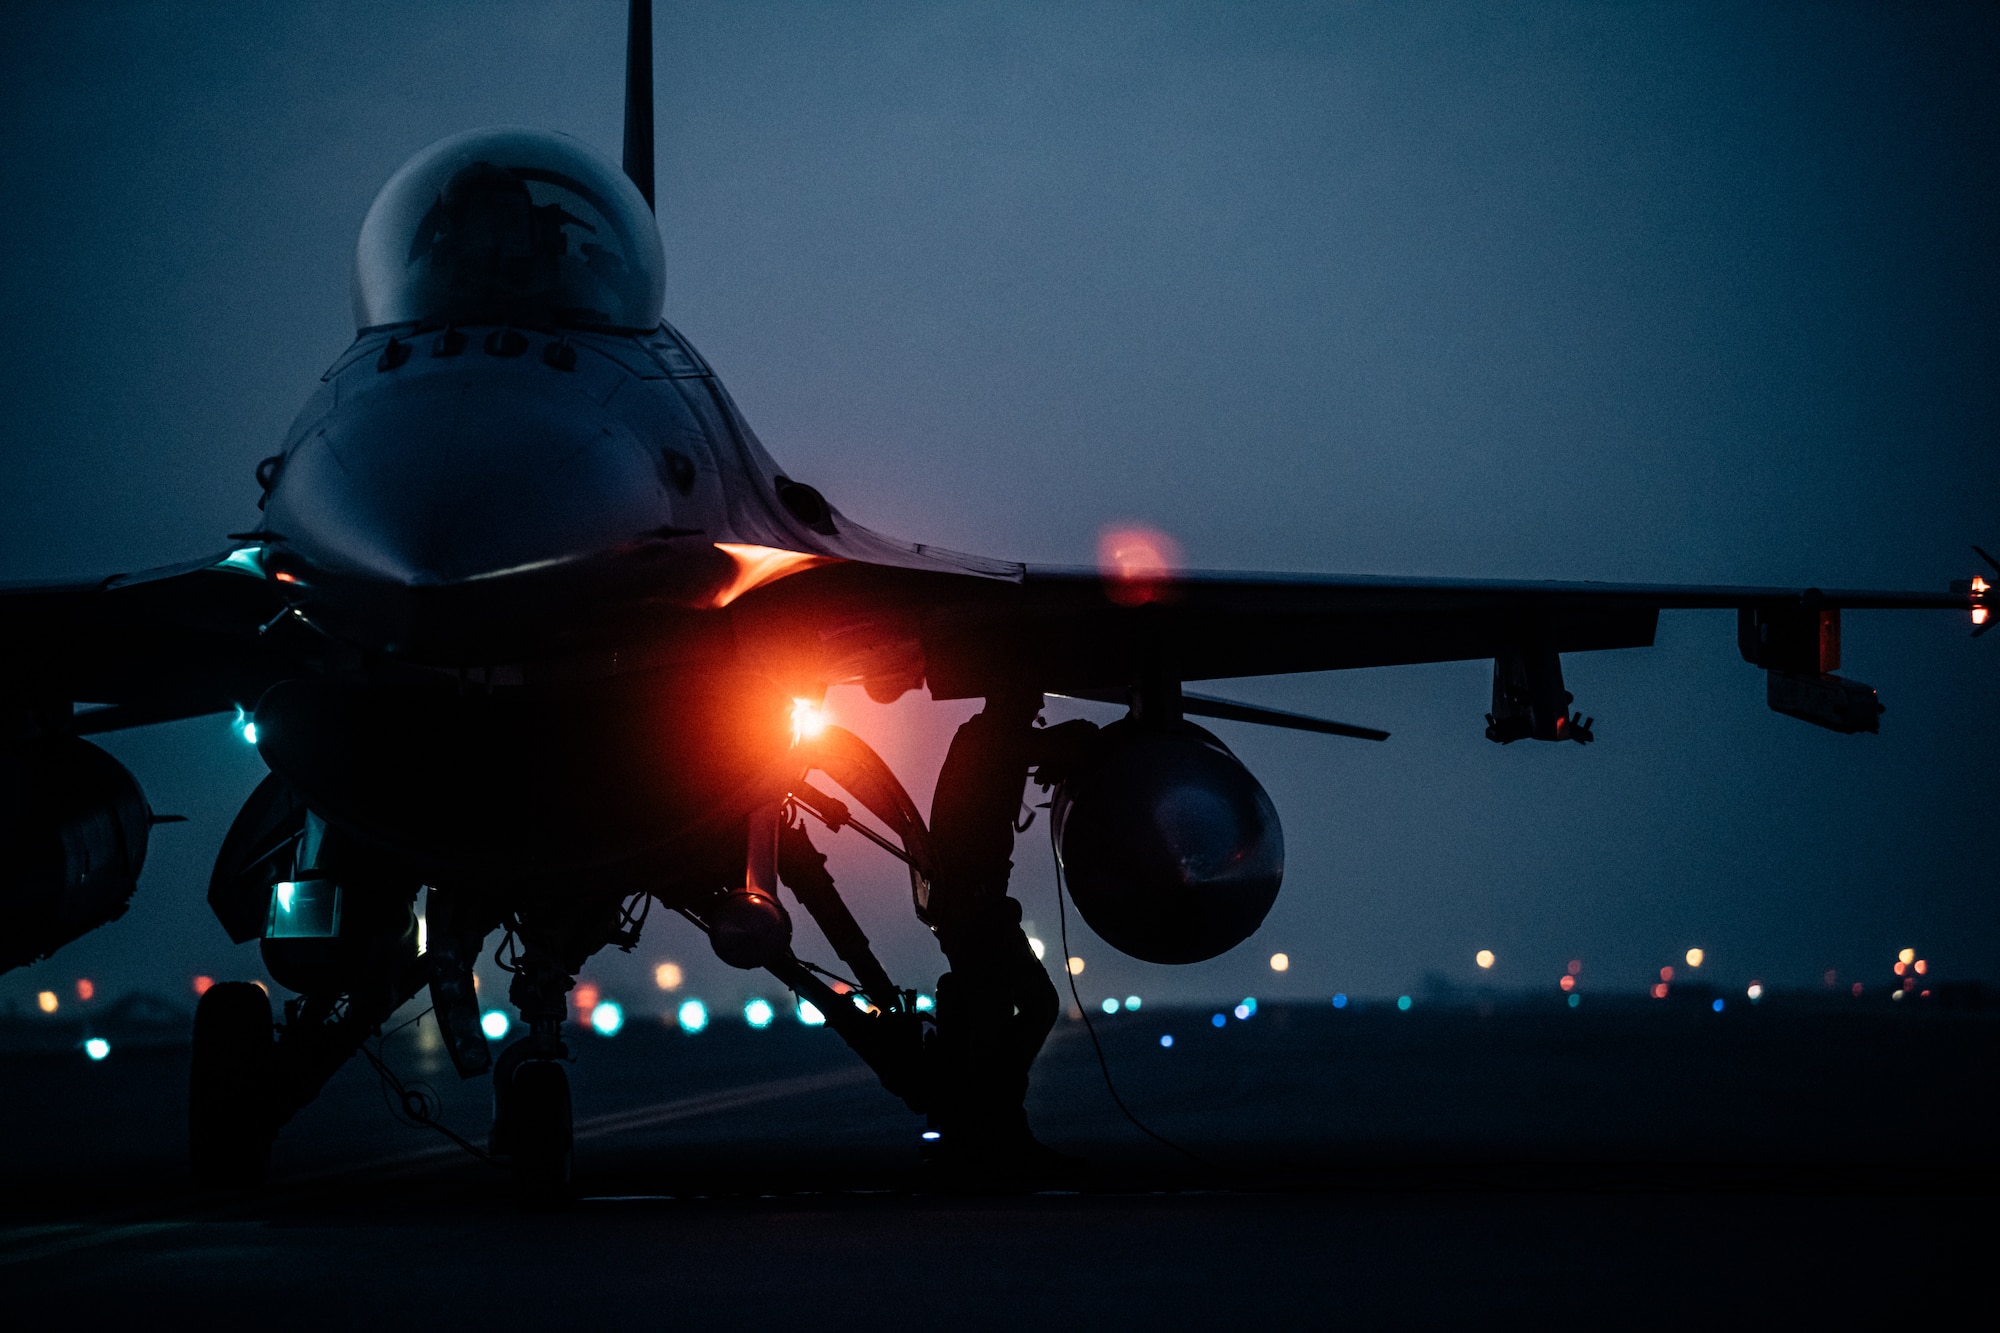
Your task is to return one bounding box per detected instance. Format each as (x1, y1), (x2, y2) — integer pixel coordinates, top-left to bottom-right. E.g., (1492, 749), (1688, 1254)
(1, 1), (1987, 1204)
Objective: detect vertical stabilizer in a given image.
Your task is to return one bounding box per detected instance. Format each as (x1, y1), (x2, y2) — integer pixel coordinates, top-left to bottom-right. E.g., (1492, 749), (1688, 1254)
(622, 0), (655, 212)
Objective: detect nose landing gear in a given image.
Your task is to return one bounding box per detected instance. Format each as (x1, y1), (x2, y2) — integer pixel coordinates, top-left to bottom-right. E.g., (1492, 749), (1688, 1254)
(488, 932), (582, 1208)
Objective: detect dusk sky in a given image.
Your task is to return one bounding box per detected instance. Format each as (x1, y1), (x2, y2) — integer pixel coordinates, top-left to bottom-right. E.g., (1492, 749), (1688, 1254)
(3, 1), (1994, 1018)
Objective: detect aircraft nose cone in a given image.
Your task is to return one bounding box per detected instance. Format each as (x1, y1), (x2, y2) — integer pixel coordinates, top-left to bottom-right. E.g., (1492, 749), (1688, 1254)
(267, 373), (669, 588)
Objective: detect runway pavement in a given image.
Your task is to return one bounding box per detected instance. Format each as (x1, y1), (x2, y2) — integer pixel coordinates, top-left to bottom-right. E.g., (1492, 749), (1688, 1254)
(1, 997), (1991, 1326)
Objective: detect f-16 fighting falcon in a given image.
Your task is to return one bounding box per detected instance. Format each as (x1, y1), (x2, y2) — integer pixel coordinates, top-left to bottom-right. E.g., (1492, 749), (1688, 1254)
(1, 2), (1988, 1205)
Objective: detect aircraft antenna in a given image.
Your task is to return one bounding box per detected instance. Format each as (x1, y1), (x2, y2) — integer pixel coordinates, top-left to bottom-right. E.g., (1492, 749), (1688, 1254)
(622, 0), (656, 212)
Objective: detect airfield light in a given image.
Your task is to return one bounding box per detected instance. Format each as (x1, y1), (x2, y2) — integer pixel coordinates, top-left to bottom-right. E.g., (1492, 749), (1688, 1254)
(797, 1000), (826, 1027)
(1125, 995), (1141, 1011)
(76, 979), (95, 1001)
(1475, 950), (1495, 970)
(1894, 962), (1907, 976)
(1746, 982), (1764, 1002)
(1233, 1003), (1252, 1021)
(591, 1001), (626, 1036)
(1685, 948), (1704, 968)
(1212, 1013), (1227, 1028)
(1160, 1035), (1174, 1048)
(1567, 994), (1580, 1009)
(1898, 948), (1915, 965)
(744, 998), (775, 1029)
(677, 999), (709, 1033)
(654, 963), (683, 991)
(1976, 607), (1991, 626)
(1067, 956), (1086, 976)
(1026, 936), (1045, 960)
(1269, 952), (1290, 972)
(790, 697), (828, 745)
(1976, 576), (1992, 594)
(36, 991), (57, 1014)
(573, 983), (600, 1019)
(1651, 983), (1669, 999)
(1566, 959), (1583, 977)
(1914, 959), (1928, 975)
(914, 992), (935, 1012)
(1101, 998), (1120, 1015)
(1559, 975), (1575, 993)
(1851, 982), (1864, 997)
(1712, 999), (1725, 1013)
(480, 1010), (511, 1040)
(84, 1039), (110, 1061)
(193, 975), (214, 996)
(1659, 966), (1674, 983)
(921, 1130), (942, 1142)
(1331, 993), (1348, 1009)
(1823, 969), (1839, 988)
(1396, 996), (1412, 1011)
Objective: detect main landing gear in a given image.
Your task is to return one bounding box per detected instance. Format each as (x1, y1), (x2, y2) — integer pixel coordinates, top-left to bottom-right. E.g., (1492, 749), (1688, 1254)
(188, 981), (278, 1189)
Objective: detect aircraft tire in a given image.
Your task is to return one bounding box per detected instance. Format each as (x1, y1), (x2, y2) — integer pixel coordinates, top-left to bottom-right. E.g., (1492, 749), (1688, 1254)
(510, 1060), (573, 1209)
(188, 981), (277, 1189)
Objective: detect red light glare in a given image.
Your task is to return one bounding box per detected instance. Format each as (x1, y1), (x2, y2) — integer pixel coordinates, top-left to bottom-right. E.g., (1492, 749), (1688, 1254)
(574, 983), (600, 1016)
(272, 570), (299, 584)
(76, 979), (94, 1001)
(1914, 959), (1927, 975)
(193, 975), (214, 996)
(1850, 982), (1864, 997)
(1973, 575), (1990, 594)
(1659, 965), (1674, 982)
(791, 697), (828, 745)
(1894, 961), (1906, 976)
(1558, 975), (1575, 992)
(1651, 982), (1669, 999)
(1566, 959), (1582, 976)
(1097, 525), (1181, 607)
(709, 543), (831, 608)
(1975, 607), (1990, 626)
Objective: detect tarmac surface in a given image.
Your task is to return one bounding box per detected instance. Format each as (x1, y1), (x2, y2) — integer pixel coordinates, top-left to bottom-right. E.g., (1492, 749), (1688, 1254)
(1, 994), (1992, 1326)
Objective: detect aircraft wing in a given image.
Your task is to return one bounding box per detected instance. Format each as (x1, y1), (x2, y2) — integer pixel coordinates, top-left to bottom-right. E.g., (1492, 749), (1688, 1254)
(734, 561), (1982, 738)
(907, 566), (1976, 697)
(0, 553), (303, 735)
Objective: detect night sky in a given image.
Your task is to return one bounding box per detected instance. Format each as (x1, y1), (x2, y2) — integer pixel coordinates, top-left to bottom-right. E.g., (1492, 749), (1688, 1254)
(3, 1), (1995, 1020)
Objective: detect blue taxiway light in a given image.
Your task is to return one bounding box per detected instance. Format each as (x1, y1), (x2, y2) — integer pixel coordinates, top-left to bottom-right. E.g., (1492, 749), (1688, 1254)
(1712, 998), (1725, 1012)
(590, 1000), (625, 1036)
(84, 1038), (110, 1061)
(1332, 993), (1348, 1009)
(677, 999), (709, 1033)
(1396, 995), (1412, 1011)
(1568, 994), (1581, 1009)
(744, 998), (775, 1029)
(1100, 997), (1119, 1015)
(1211, 1013), (1227, 1028)
(1159, 1034), (1174, 1048)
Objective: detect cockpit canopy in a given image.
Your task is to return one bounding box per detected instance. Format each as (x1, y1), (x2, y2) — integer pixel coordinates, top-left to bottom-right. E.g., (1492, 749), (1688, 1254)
(352, 128), (665, 332)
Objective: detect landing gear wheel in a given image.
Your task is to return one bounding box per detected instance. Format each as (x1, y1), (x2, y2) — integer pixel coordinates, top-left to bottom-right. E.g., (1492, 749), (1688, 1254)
(509, 1060), (573, 1209)
(188, 981), (277, 1189)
